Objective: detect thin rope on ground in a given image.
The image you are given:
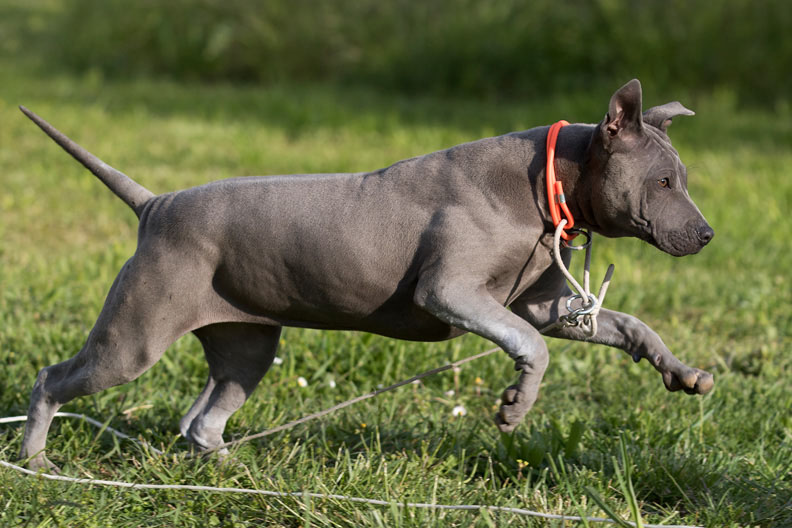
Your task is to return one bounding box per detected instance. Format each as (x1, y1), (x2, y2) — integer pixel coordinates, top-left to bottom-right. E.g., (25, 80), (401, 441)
(205, 347), (500, 454)
(2, 232), (699, 525)
(0, 412), (163, 455)
(0, 452), (698, 528)
(204, 283), (608, 456)
(2, 384), (701, 527)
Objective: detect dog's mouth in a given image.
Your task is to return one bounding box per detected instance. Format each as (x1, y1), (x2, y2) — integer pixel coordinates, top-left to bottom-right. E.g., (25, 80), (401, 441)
(649, 223), (711, 257)
(652, 238), (701, 257)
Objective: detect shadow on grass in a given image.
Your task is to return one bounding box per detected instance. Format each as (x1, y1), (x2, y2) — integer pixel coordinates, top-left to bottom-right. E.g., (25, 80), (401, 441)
(265, 416), (792, 527)
(7, 399), (789, 527)
(481, 426), (792, 528)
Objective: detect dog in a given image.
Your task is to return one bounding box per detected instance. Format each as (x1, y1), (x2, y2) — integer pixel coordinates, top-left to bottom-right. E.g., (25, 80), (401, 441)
(18, 79), (714, 471)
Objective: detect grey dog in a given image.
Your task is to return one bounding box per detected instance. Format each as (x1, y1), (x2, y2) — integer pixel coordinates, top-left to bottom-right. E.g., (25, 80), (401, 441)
(18, 79), (714, 471)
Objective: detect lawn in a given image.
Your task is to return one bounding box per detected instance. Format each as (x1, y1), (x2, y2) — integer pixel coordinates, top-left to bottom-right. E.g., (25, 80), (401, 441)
(1, 58), (790, 526)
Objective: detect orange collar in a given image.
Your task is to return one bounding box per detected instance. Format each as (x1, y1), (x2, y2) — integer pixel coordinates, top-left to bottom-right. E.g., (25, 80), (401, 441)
(545, 120), (577, 241)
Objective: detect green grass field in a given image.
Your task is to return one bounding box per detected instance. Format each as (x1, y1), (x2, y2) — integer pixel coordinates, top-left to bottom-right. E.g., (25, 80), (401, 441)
(1, 58), (791, 526)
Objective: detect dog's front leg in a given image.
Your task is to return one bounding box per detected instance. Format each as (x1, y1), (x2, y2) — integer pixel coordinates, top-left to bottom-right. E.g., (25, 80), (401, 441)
(415, 279), (549, 432)
(512, 291), (714, 395)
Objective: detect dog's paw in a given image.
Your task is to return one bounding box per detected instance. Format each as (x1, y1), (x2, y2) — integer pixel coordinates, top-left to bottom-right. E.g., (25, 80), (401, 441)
(26, 453), (60, 474)
(495, 413), (519, 433)
(661, 365), (714, 395)
(494, 384), (530, 433)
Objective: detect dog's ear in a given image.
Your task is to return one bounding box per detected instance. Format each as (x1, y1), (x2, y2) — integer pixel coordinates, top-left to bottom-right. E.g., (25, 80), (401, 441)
(601, 79), (643, 149)
(642, 102), (695, 134)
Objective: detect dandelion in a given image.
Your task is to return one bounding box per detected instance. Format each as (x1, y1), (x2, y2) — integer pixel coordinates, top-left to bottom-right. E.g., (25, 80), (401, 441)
(516, 458), (530, 480)
(475, 376), (484, 396)
(272, 356), (283, 365)
(297, 376), (308, 387)
(452, 405), (467, 417)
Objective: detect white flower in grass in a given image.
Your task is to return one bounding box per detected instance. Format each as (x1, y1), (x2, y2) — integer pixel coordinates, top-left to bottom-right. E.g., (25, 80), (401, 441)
(297, 376), (308, 387)
(328, 379), (337, 389)
(272, 356), (283, 365)
(445, 389), (455, 397)
(452, 405), (467, 417)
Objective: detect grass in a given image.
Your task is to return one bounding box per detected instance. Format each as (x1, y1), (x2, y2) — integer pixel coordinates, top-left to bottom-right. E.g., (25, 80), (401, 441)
(1, 57), (791, 527)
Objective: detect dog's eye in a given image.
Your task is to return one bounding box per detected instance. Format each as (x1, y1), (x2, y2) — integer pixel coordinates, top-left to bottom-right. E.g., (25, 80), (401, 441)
(657, 178), (670, 188)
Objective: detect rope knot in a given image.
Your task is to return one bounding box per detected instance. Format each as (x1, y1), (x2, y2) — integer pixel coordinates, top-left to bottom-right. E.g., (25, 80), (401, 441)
(548, 220), (615, 338)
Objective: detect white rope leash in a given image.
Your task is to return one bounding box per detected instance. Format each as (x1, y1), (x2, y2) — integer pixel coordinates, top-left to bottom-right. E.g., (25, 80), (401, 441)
(0, 227), (701, 526)
(0, 413), (701, 528)
(203, 347), (500, 454)
(0, 412), (163, 455)
(545, 221), (615, 337)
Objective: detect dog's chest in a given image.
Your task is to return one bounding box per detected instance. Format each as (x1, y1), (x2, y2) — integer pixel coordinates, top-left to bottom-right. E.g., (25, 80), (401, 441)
(483, 233), (560, 306)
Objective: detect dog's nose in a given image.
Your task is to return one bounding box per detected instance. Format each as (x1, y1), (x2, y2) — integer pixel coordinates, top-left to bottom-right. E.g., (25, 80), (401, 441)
(696, 224), (714, 245)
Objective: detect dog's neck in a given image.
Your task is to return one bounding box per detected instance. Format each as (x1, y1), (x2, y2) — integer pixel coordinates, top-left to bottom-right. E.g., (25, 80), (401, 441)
(551, 125), (598, 231)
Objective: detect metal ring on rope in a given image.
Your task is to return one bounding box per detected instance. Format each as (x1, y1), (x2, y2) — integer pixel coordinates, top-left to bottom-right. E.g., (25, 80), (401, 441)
(550, 220), (615, 337)
(565, 292), (599, 317)
(561, 228), (591, 250)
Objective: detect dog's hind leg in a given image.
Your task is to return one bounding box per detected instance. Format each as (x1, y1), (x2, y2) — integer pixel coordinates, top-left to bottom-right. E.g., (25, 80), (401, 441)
(180, 322), (281, 453)
(18, 257), (203, 471)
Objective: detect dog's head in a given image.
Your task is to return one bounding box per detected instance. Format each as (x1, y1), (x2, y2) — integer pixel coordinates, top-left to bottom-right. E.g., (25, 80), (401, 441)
(584, 79), (713, 256)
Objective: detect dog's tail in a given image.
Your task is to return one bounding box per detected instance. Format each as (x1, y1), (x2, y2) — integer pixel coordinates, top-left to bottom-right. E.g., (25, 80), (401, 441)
(20, 106), (155, 218)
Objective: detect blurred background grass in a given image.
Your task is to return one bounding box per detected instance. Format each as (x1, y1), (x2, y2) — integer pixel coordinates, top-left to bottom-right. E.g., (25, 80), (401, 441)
(2, 0), (791, 106)
(1, 1), (791, 526)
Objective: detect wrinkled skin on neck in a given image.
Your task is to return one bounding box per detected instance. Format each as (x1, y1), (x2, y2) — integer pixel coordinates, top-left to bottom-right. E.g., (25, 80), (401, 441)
(580, 81), (713, 256)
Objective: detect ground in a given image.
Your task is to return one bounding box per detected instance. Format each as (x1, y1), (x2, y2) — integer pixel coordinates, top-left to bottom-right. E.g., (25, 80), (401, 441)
(0, 58), (790, 527)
